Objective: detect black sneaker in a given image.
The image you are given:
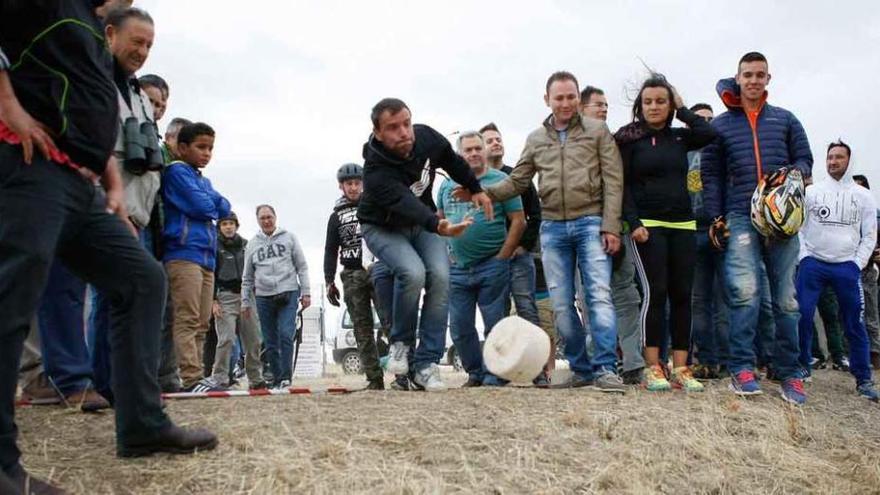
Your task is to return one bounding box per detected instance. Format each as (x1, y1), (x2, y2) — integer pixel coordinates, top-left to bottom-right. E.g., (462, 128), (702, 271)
(6, 463), (67, 494)
(556, 373), (593, 389)
(461, 377), (483, 388)
(763, 366), (782, 383)
(832, 357), (850, 372)
(532, 372), (551, 388)
(407, 371), (425, 392)
(366, 379), (385, 390)
(249, 381), (269, 391)
(691, 364), (718, 380)
(390, 374), (412, 391)
(183, 378), (227, 393)
(621, 367), (644, 385)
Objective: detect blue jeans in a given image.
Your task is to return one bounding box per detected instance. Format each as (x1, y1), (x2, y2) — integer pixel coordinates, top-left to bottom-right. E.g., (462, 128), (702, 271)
(37, 261), (92, 395)
(723, 214), (800, 379)
(362, 223), (449, 372)
(540, 216), (617, 378)
(370, 260), (393, 334)
(449, 256), (510, 382)
(797, 257), (871, 382)
(509, 251), (540, 326)
(88, 286), (113, 400)
(255, 290), (300, 383)
(691, 230), (729, 367)
(754, 264), (776, 368)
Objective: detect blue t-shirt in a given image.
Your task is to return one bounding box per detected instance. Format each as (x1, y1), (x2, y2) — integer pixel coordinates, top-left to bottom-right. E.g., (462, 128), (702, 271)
(437, 168), (523, 268)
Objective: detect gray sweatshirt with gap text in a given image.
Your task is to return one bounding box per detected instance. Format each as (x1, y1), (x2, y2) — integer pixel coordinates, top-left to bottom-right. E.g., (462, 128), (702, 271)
(241, 229), (310, 307)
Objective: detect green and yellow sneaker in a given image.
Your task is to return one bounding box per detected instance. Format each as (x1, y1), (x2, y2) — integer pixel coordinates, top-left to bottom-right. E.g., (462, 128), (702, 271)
(671, 366), (705, 392)
(643, 364), (671, 392)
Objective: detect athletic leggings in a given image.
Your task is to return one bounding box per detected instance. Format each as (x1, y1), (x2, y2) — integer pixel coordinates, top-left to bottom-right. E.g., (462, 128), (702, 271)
(630, 226), (696, 351)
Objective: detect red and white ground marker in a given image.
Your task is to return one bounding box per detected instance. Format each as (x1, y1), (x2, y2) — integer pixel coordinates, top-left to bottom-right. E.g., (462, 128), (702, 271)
(161, 385), (352, 401)
(14, 386), (354, 407)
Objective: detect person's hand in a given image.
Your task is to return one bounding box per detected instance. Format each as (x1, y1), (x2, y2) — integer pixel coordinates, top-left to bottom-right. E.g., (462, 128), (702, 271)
(301, 295), (311, 309)
(451, 186), (472, 202)
(327, 282), (341, 307)
(437, 218), (473, 237)
(602, 232), (621, 255)
(872, 247), (880, 264)
(672, 86), (684, 109)
(709, 216), (730, 251)
(765, 167), (789, 187)
(100, 156), (137, 237)
(471, 192), (494, 222)
(242, 306), (253, 319)
(0, 91), (56, 165)
(514, 246), (527, 256)
(495, 250), (513, 260)
(212, 301), (222, 319)
(631, 226), (650, 244)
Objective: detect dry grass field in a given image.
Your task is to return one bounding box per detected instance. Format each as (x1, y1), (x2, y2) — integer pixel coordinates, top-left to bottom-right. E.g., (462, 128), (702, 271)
(15, 365), (880, 494)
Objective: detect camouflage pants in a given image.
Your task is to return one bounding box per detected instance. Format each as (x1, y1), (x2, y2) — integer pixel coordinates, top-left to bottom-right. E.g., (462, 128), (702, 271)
(340, 268), (382, 381)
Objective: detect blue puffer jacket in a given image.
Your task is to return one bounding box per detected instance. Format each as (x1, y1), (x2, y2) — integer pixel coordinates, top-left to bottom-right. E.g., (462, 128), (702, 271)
(700, 78), (813, 219)
(162, 161), (231, 270)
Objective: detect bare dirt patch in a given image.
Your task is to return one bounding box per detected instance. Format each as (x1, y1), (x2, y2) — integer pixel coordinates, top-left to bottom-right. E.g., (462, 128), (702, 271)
(16, 367), (880, 494)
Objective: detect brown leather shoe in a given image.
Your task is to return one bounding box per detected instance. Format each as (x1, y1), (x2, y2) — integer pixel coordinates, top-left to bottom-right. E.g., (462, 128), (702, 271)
(872, 352), (880, 370)
(64, 389), (111, 413)
(6, 463), (68, 494)
(117, 424), (218, 458)
(20, 374), (62, 405)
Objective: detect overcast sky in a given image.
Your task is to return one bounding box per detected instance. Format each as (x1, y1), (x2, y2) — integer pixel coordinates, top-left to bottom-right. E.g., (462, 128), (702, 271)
(135, 0), (880, 323)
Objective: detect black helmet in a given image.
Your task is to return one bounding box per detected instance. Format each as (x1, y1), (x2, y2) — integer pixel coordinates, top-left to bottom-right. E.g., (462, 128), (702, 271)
(337, 163), (363, 182)
(219, 211), (239, 227)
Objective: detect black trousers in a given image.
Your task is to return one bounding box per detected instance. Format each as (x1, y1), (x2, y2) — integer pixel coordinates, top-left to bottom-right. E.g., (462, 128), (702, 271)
(0, 144), (170, 471)
(631, 226), (696, 351)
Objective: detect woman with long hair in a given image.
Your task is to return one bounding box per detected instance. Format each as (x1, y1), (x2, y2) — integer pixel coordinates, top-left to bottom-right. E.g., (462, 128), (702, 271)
(615, 75), (717, 391)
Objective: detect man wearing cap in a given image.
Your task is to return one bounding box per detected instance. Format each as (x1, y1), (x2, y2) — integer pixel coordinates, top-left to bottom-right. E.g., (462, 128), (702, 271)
(211, 212), (266, 389)
(325, 163), (385, 389)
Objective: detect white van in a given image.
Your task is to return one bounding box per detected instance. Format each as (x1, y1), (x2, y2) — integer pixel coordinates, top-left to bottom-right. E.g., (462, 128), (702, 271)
(330, 306), (485, 374)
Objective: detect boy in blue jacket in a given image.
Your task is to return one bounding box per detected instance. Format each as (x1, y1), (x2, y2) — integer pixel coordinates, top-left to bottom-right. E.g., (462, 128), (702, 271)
(162, 122), (231, 392)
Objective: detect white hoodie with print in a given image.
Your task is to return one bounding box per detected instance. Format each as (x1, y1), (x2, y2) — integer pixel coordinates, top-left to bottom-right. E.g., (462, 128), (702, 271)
(799, 167), (877, 269)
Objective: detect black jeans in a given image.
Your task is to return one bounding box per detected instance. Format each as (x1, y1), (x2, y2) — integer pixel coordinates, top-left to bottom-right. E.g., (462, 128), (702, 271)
(0, 144), (171, 471)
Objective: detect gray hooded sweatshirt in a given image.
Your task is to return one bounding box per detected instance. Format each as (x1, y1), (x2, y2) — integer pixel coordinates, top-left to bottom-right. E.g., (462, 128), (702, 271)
(241, 228), (311, 307)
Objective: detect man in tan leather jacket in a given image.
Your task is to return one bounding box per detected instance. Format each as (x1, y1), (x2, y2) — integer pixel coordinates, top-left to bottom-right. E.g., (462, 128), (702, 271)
(462, 71), (625, 392)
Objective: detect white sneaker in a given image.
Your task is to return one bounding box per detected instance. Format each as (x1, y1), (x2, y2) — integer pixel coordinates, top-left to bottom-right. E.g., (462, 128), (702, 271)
(273, 379), (291, 390)
(413, 364), (447, 392)
(385, 342), (409, 375)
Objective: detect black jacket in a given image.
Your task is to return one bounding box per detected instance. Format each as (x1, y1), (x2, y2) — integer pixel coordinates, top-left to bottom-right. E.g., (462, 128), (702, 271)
(357, 124), (483, 233)
(0, 0), (118, 174)
(615, 107), (716, 229)
(215, 234), (247, 294)
(500, 164), (541, 251)
(324, 196), (364, 284)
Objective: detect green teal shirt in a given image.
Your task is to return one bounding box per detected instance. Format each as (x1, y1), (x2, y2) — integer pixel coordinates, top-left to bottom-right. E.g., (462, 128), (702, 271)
(437, 168), (522, 268)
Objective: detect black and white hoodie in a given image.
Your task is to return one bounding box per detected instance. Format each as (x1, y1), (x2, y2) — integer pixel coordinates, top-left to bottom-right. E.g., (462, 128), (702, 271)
(324, 196), (364, 283)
